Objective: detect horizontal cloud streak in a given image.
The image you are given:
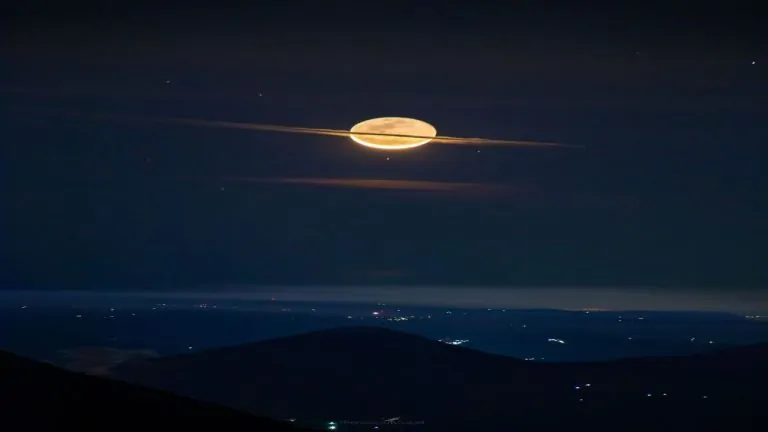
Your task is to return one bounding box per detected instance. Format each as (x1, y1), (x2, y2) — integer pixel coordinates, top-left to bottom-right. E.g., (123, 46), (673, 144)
(110, 116), (576, 148)
(219, 177), (518, 196)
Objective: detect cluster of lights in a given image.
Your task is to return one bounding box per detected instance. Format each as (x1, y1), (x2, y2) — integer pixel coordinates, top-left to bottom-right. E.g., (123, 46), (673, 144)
(574, 383), (592, 402)
(569, 384), (716, 404)
(386, 316), (413, 322)
(438, 338), (469, 346)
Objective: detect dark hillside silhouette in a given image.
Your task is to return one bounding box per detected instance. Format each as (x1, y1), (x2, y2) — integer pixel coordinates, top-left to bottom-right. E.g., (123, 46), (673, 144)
(0, 350), (314, 431)
(115, 326), (768, 431)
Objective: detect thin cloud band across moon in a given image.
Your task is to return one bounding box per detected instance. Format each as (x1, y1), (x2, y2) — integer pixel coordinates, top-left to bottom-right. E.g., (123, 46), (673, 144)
(143, 116), (579, 150)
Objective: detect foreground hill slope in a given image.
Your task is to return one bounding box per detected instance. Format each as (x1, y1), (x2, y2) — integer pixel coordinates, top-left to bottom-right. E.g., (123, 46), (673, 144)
(115, 326), (768, 431)
(0, 350), (313, 431)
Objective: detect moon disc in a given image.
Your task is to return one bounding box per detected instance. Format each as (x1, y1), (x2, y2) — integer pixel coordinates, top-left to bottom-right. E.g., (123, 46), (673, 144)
(350, 117), (437, 150)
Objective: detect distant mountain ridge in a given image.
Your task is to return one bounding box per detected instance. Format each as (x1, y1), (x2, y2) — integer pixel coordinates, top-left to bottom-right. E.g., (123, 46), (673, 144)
(124, 325), (529, 366)
(114, 325), (768, 431)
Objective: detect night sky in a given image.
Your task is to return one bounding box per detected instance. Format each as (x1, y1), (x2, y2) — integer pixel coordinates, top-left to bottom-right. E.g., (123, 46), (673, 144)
(3, 3), (765, 294)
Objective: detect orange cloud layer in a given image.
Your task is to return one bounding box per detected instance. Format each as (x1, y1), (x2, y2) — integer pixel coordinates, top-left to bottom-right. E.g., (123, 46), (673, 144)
(238, 177), (515, 196)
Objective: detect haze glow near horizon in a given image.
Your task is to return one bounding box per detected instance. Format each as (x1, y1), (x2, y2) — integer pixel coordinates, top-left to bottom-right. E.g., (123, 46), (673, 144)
(3, 287), (767, 314)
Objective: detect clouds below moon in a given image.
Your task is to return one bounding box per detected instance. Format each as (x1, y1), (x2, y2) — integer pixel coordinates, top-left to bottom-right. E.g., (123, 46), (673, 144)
(179, 176), (643, 208)
(233, 177), (517, 196)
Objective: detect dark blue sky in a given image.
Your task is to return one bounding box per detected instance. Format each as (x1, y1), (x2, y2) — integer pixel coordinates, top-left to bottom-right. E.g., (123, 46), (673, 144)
(2, 2), (765, 291)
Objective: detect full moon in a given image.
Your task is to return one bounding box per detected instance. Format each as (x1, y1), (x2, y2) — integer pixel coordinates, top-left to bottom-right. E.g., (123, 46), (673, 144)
(349, 117), (437, 150)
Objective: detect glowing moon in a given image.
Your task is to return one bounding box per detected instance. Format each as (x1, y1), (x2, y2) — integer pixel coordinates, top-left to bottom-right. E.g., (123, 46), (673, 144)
(349, 117), (437, 150)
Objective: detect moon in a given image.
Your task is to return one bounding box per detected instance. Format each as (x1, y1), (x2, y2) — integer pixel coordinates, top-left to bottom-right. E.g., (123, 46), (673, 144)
(349, 117), (437, 150)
